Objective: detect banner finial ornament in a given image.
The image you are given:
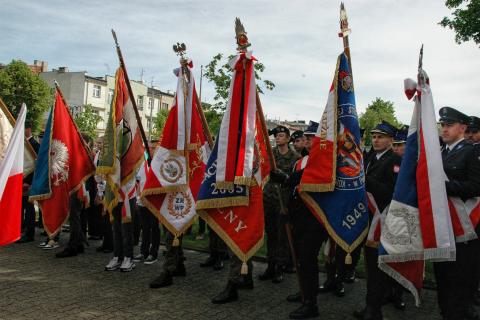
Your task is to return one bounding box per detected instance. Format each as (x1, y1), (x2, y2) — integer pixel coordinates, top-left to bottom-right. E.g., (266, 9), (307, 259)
(235, 17), (251, 52)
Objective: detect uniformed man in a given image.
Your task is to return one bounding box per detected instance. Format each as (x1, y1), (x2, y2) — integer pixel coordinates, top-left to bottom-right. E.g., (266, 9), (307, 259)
(149, 231), (186, 288)
(259, 125), (300, 284)
(303, 121), (318, 152)
(354, 121), (402, 320)
(392, 125), (408, 157)
(435, 107), (480, 320)
(291, 130), (308, 156)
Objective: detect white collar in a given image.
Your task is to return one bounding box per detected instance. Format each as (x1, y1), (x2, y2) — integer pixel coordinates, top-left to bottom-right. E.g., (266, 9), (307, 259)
(376, 148), (390, 160)
(447, 138), (465, 151)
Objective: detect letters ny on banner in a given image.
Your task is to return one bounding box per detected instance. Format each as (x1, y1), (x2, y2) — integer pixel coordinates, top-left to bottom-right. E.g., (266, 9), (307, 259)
(378, 71), (456, 306)
(196, 52), (270, 268)
(29, 88), (95, 236)
(97, 67), (145, 221)
(142, 62), (210, 240)
(300, 53), (368, 262)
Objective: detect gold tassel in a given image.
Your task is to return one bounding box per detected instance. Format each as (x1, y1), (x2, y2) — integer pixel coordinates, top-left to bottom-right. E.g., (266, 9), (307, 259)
(172, 236), (180, 247)
(240, 262), (248, 275)
(345, 253), (352, 265)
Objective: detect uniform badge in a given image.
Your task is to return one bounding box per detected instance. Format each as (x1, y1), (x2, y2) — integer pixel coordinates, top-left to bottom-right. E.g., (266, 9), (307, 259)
(393, 165), (400, 173)
(160, 157), (183, 183)
(339, 70), (354, 92)
(50, 139), (70, 186)
(166, 191), (192, 219)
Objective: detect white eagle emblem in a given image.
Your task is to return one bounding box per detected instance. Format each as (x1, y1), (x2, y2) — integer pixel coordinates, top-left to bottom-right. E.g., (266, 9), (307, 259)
(50, 139), (69, 186)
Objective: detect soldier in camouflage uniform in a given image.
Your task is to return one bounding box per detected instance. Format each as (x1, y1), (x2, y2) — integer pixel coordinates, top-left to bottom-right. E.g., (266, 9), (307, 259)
(259, 125), (300, 284)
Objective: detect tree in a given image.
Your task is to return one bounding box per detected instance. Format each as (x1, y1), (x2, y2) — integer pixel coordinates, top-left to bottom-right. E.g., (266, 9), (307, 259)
(74, 104), (103, 140)
(0, 60), (53, 133)
(204, 53), (275, 111)
(439, 0), (480, 46)
(151, 108), (170, 139)
(202, 102), (223, 137)
(359, 98), (401, 146)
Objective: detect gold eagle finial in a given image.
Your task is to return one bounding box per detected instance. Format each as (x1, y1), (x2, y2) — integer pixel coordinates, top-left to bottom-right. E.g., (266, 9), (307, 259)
(235, 17), (251, 52)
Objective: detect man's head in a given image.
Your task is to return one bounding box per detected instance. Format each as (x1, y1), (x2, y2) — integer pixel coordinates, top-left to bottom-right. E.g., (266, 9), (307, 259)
(269, 126), (290, 147)
(370, 121), (396, 153)
(24, 119), (33, 139)
(304, 121), (319, 151)
(393, 125), (408, 157)
(466, 116), (480, 143)
(290, 130), (305, 152)
(439, 107), (470, 145)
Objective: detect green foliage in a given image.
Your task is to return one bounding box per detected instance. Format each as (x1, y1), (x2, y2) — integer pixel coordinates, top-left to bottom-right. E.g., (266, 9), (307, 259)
(359, 98), (401, 145)
(204, 53), (275, 111)
(440, 0), (480, 45)
(151, 108), (170, 139)
(201, 102), (223, 137)
(0, 60), (53, 133)
(74, 104), (103, 140)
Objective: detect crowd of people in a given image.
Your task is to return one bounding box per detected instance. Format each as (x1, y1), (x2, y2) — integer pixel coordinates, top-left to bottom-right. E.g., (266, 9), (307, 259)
(14, 107), (480, 320)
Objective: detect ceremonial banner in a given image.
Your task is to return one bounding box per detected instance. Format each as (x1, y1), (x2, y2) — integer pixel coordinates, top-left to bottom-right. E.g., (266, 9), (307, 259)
(97, 67), (145, 221)
(29, 88), (95, 236)
(300, 53), (368, 260)
(448, 196), (479, 242)
(378, 73), (456, 306)
(196, 52), (269, 266)
(142, 63), (209, 239)
(0, 99), (36, 176)
(0, 104), (26, 246)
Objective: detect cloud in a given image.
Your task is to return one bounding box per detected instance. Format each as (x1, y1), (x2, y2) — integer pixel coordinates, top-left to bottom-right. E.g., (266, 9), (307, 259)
(1, 0), (479, 125)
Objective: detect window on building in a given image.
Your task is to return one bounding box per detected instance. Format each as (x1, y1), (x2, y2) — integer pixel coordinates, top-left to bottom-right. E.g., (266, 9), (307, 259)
(148, 98), (154, 110)
(137, 95), (144, 110)
(93, 85), (101, 98)
(162, 102), (169, 110)
(108, 89), (114, 105)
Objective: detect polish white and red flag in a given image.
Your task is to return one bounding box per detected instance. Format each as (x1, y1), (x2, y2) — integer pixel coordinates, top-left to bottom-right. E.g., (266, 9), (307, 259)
(0, 104), (26, 246)
(378, 70), (456, 306)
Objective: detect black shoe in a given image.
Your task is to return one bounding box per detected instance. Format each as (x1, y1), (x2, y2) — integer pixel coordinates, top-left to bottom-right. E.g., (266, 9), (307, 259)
(286, 292), (302, 303)
(272, 265), (284, 284)
(288, 301), (319, 319)
(211, 281), (238, 304)
(56, 247), (78, 258)
(200, 256), (216, 268)
(171, 263), (186, 277)
(16, 236), (34, 243)
(353, 306), (383, 320)
(334, 282), (345, 297)
(258, 264), (275, 281)
(149, 271), (173, 288)
(213, 259), (224, 271)
(345, 269), (356, 283)
(237, 276), (254, 290)
(318, 279), (335, 293)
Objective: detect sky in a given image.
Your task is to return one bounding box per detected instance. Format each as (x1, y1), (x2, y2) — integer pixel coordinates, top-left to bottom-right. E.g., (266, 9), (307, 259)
(1, 0), (479, 125)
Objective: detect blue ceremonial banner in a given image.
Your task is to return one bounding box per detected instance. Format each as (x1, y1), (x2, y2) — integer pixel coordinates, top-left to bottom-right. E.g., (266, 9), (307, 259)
(29, 110), (53, 198)
(196, 139), (249, 210)
(300, 53), (368, 259)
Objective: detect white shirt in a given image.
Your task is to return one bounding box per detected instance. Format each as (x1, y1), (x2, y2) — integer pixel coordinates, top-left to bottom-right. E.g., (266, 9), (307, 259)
(375, 148), (390, 160)
(446, 138), (465, 152)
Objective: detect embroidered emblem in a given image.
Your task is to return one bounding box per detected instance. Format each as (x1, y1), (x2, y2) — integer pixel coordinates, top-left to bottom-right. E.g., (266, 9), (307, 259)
(50, 139), (69, 186)
(339, 70), (354, 92)
(166, 191), (192, 219)
(383, 206), (419, 246)
(160, 157), (183, 183)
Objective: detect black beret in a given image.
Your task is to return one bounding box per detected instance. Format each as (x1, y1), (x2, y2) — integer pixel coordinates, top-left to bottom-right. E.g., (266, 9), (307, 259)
(439, 107), (470, 125)
(290, 130), (304, 142)
(304, 121), (319, 136)
(370, 120), (397, 137)
(269, 125), (290, 137)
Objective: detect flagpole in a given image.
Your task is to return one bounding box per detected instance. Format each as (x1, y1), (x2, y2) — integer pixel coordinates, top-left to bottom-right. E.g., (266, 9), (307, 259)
(111, 29), (152, 163)
(235, 17), (304, 302)
(339, 2), (352, 73)
(54, 81), (94, 164)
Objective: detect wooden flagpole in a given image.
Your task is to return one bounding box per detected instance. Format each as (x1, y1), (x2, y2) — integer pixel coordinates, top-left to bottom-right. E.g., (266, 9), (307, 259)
(111, 29), (151, 163)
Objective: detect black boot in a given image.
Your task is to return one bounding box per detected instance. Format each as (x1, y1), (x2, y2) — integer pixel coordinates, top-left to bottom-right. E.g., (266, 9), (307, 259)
(200, 256), (216, 267)
(334, 281), (345, 297)
(258, 263), (275, 281)
(318, 278), (335, 293)
(392, 288), (406, 311)
(272, 264), (284, 284)
(286, 291), (302, 303)
(56, 247), (78, 258)
(211, 281), (238, 304)
(238, 274), (254, 290)
(172, 263), (186, 277)
(149, 271), (173, 288)
(288, 300), (319, 319)
(213, 258), (224, 271)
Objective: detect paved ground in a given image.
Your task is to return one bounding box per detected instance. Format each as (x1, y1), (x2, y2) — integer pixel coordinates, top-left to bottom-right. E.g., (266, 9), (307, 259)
(0, 232), (448, 320)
